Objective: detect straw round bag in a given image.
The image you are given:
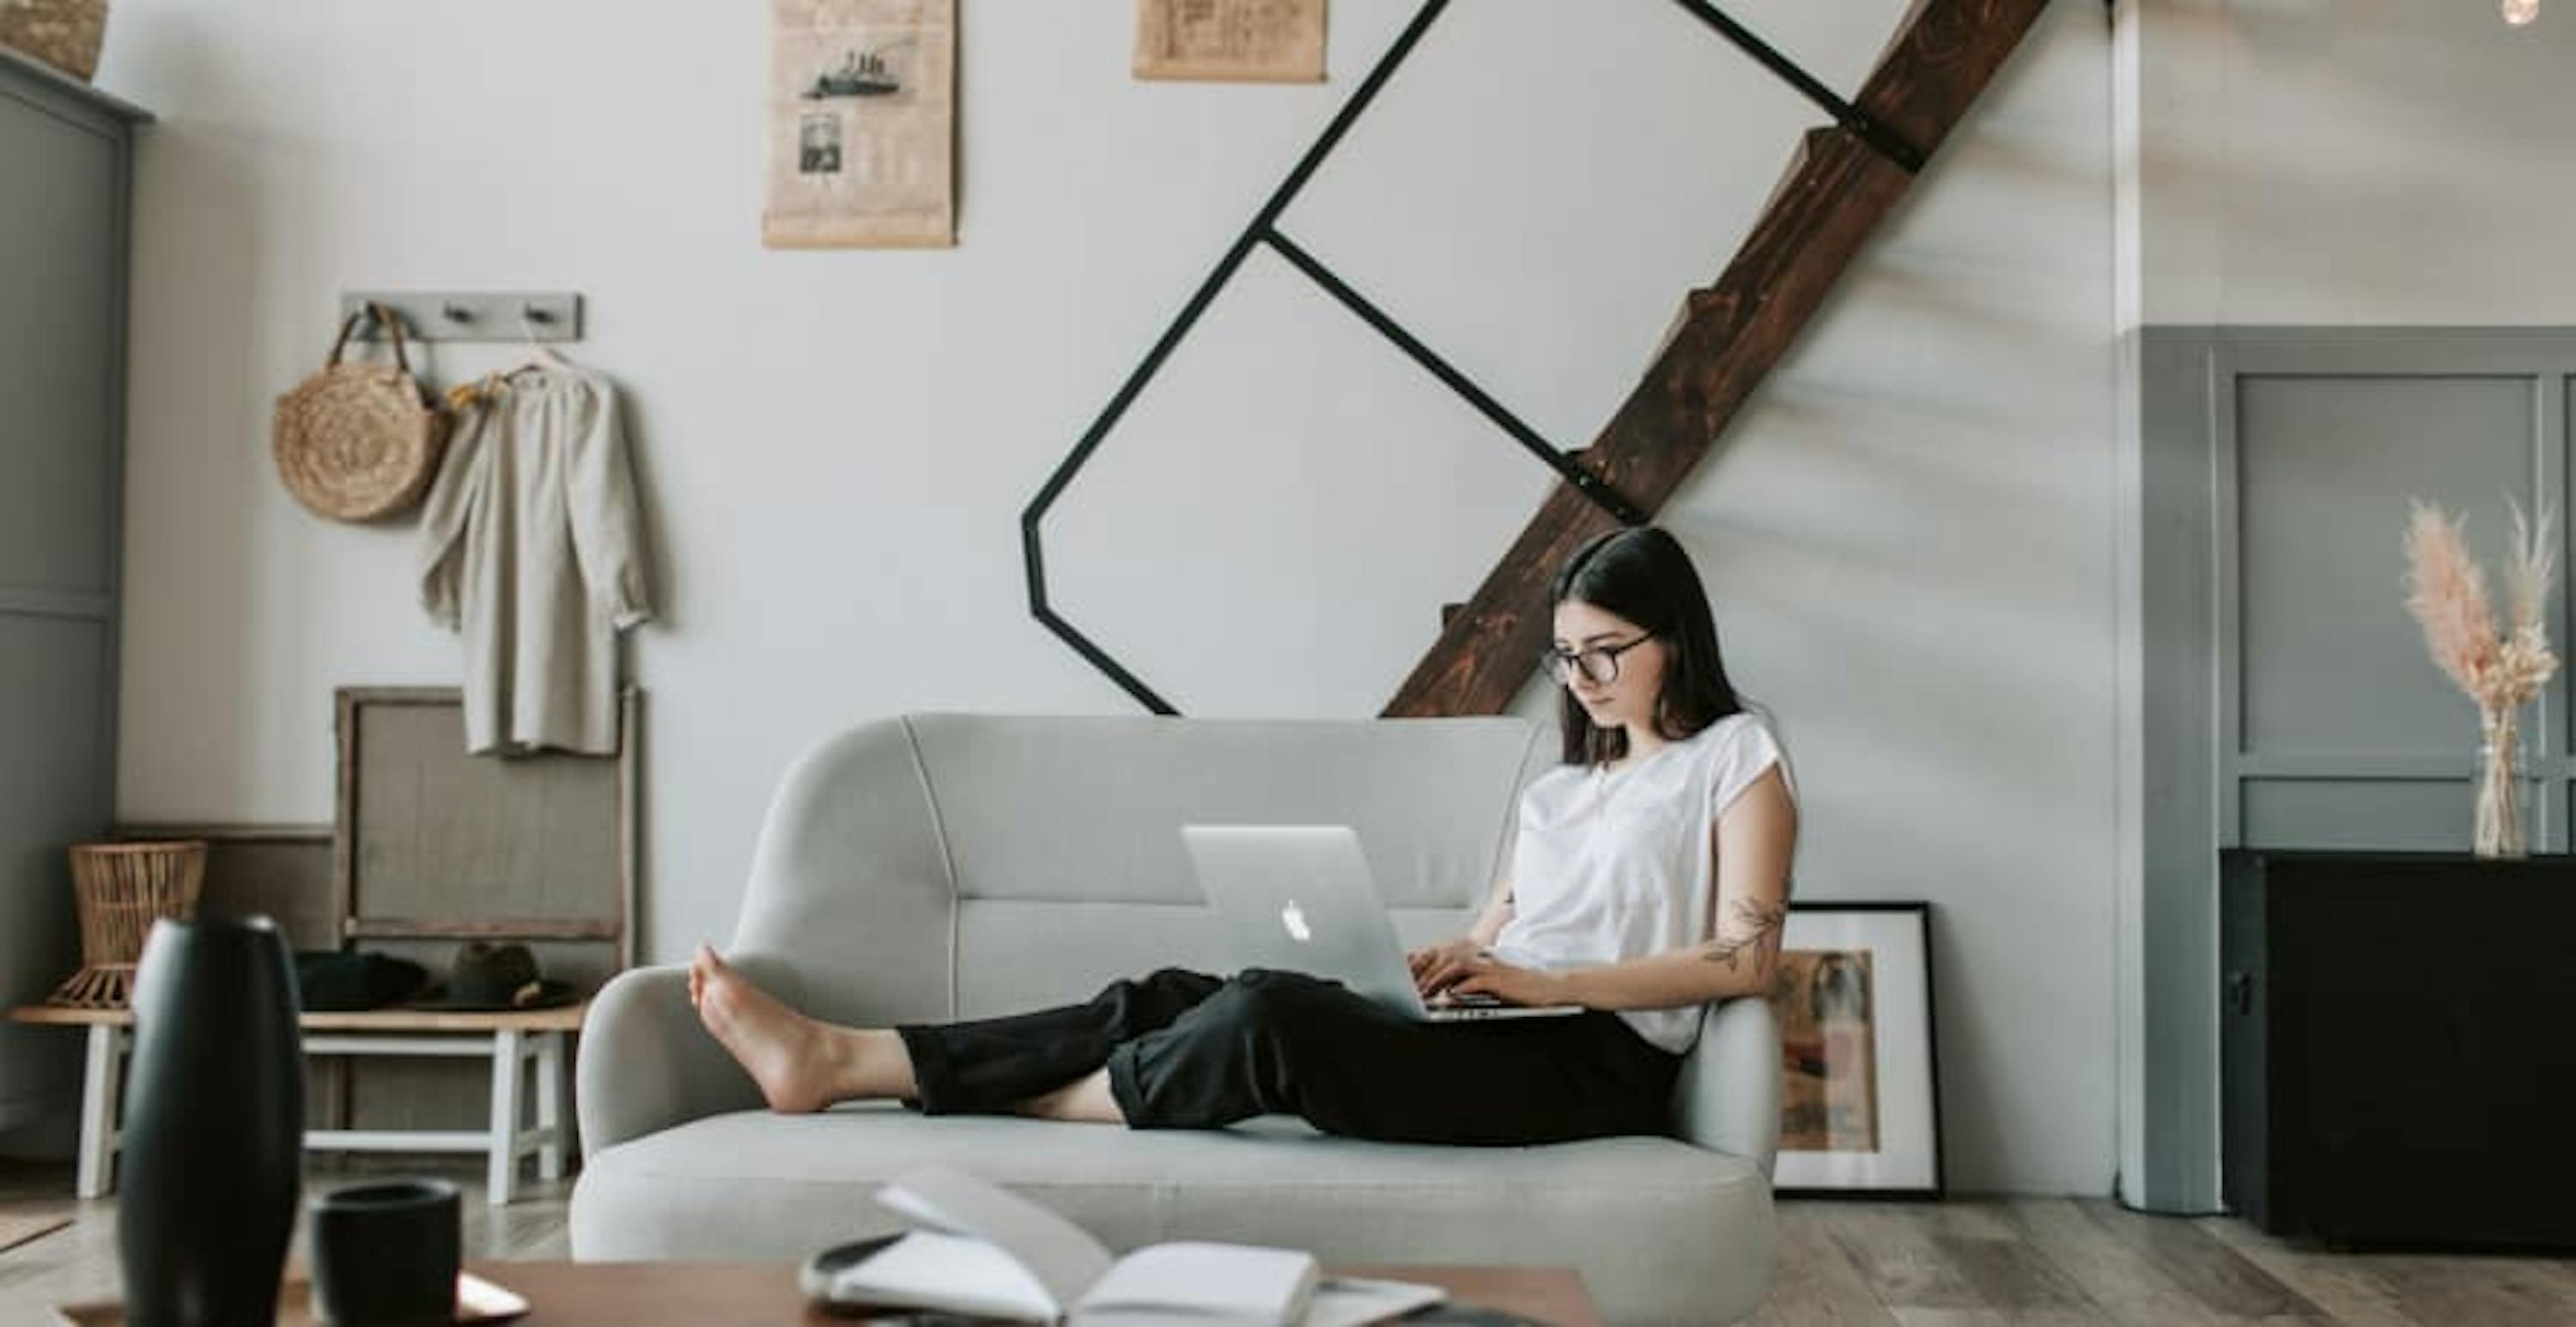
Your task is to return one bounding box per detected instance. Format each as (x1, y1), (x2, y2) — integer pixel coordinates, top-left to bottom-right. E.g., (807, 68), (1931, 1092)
(273, 304), (447, 522)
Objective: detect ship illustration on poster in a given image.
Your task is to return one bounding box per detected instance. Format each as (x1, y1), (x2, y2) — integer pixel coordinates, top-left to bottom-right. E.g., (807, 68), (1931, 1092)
(808, 46), (902, 98)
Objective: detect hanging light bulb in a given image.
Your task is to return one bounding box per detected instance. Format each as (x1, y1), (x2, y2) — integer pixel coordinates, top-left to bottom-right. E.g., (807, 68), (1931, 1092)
(2503, 0), (2539, 26)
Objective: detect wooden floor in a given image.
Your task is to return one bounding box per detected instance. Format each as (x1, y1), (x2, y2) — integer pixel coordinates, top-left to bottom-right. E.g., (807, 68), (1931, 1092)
(5, 1160), (2573, 1324)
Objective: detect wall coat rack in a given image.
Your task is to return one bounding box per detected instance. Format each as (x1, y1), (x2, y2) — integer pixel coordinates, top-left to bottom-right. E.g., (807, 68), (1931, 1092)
(337, 292), (584, 343)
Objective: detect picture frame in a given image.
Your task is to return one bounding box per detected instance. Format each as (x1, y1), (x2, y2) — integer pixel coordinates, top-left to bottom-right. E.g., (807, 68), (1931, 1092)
(1771, 900), (1943, 1199)
(332, 686), (640, 971)
(762, 0), (957, 249)
(1133, 0), (1327, 84)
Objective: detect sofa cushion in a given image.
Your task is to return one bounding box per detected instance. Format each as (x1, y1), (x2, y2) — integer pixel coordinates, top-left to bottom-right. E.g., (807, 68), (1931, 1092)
(732, 716), (1554, 1027)
(571, 1104), (1776, 1324)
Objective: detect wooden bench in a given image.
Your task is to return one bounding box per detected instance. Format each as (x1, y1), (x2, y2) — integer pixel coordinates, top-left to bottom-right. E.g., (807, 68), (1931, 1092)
(9, 1001), (584, 1205)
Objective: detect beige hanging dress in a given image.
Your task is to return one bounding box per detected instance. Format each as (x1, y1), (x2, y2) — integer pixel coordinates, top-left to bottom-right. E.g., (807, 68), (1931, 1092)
(418, 365), (653, 755)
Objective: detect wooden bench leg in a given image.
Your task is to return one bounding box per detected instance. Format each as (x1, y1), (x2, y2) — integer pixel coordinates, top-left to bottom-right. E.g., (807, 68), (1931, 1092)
(486, 1029), (523, 1205)
(535, 1031), (566, 1183)
(76, 1024), (122, 1199)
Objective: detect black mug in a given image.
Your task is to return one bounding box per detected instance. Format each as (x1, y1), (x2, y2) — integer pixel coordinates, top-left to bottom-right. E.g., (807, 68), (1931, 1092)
(307, 1179), (460, 1325)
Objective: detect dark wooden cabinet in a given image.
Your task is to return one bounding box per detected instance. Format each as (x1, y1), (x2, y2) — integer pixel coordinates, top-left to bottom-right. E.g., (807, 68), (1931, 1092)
(2221, 849), (2576, 1248)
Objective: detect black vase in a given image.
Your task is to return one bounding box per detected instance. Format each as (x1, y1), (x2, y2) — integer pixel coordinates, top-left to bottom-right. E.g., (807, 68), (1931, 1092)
(118, 915), (305, 1326)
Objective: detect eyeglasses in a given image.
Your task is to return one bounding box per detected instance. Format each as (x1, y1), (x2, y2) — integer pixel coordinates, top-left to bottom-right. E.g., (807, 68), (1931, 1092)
(1541, 633), (1656, 686)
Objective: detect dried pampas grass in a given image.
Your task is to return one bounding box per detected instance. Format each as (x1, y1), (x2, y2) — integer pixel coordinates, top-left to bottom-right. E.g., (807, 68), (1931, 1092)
(2406, 497), (2558, 859)
(2404, 498), (2558, 713)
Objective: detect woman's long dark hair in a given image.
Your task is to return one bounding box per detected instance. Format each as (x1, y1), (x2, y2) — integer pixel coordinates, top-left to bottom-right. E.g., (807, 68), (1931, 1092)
(1552, 526), (1745, 767)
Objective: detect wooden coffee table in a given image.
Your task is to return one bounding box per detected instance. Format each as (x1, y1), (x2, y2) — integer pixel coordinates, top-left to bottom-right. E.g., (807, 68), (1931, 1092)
(58, 1260), (1601, 1325)
(507, 1259), (1595, 1324)
(473, 1261), (1598, 1324)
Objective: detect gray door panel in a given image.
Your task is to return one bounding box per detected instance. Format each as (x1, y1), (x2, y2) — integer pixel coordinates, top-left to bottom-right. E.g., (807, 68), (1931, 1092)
(0, 64), (141, 1137)
(0, 97), (116, 599)
(2237, 374), (2537, 763)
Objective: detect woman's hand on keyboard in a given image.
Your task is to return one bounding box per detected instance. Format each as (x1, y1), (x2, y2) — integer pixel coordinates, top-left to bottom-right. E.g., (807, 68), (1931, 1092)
(1408, 937), (1489, 997)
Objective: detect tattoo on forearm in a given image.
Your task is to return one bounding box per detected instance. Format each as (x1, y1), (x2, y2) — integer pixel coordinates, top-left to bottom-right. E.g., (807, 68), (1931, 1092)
(1702, 898), (1786, 973)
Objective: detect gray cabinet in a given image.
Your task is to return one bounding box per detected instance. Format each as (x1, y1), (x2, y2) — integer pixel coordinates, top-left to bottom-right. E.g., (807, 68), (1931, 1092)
(0, 48), (148, 1146)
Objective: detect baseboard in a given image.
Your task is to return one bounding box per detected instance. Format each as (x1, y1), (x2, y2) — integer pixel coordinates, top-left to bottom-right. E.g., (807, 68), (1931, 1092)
(0, 1083), (76, 1161)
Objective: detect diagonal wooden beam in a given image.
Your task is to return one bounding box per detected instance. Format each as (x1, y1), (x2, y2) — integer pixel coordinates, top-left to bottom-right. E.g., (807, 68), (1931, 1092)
(1383, 0), (2050, 718)
(1856, 0), (2049, 159)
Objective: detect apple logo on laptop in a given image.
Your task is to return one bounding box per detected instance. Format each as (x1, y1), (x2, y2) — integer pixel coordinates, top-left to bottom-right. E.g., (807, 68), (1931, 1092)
(1279, 900), (1313, 943)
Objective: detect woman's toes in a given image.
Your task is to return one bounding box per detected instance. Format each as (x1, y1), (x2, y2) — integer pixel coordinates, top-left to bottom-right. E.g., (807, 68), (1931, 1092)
(690, 960), (833, 1113)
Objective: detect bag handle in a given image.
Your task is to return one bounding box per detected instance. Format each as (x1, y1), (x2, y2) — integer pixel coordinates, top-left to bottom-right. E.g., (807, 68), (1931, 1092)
(325, 302), (416, 374)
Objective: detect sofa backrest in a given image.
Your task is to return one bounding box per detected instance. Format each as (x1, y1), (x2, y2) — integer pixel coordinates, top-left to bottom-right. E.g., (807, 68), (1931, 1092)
(732, 713), (1557, 1025)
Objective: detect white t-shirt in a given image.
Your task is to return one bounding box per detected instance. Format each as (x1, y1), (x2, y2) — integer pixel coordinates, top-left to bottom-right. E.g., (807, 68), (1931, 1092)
(1488, 710), (1795, 1054)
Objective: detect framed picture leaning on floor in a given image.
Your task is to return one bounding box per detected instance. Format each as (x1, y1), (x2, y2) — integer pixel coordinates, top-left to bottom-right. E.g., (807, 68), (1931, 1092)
(1771, 900), (1943, 1199)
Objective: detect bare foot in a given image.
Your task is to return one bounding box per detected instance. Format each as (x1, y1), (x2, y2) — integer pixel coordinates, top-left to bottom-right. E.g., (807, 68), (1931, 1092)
(691, 944), (845, 1114)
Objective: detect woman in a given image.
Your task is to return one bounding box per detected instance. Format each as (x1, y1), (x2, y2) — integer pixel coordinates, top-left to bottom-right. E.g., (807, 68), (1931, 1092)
(690, 524), (1797, 1146)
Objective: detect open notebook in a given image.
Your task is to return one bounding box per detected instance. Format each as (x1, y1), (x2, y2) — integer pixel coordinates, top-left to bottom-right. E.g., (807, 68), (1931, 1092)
(802, 1166), (1444, 1326)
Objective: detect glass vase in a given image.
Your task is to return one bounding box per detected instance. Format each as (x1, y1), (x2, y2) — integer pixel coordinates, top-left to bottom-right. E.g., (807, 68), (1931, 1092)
(2473, 703), (2528, 860)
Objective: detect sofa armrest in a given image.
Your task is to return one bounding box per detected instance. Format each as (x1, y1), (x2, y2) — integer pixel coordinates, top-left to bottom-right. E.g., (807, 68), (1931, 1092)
(577, 964), (770, 1156)
(1669, 995), (1782, 1178)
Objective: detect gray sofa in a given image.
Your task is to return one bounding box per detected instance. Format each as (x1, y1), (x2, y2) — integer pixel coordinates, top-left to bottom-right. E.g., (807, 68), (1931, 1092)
(571, 713), (1780, 1324)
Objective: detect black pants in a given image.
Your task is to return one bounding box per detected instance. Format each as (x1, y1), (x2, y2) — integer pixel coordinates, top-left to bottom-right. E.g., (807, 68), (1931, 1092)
(896, 968), (1680, 1146)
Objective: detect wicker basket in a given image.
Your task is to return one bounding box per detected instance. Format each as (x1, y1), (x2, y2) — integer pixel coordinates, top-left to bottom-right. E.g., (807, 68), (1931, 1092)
(273, 304), (448, 523)
(47, 840), (206, 1008)
(0, 0), (108, 82)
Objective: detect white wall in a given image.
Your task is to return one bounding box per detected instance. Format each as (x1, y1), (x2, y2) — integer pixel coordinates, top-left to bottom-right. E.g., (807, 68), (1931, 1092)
(101, 2), (2116, 1193)
(2127, 0), (2576, 326)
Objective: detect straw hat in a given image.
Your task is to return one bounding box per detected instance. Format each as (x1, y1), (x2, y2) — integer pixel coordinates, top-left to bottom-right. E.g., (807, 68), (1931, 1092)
(273, 303), (447, 522)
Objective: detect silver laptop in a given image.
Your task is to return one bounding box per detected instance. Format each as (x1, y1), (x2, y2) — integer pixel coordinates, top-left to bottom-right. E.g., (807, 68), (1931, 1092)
(1180, 825), (1584, 1023)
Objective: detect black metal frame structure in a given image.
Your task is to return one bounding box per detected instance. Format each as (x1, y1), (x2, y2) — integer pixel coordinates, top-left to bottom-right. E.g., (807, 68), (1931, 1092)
(1022, 0), (1922, 715)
